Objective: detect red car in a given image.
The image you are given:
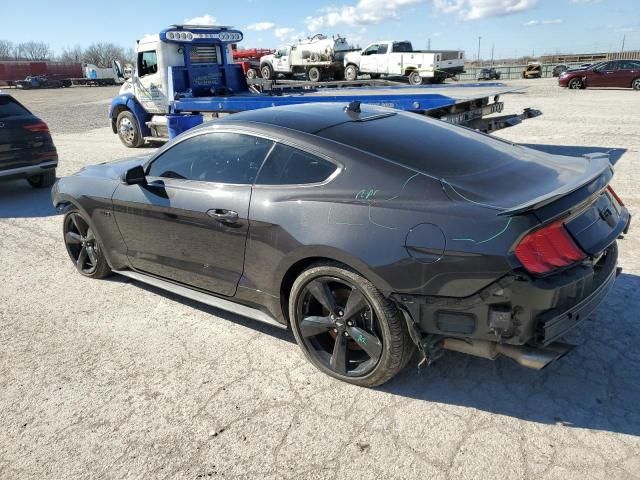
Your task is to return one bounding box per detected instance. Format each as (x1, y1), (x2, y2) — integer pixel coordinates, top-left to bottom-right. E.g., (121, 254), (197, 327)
(559, 60), (640, 90)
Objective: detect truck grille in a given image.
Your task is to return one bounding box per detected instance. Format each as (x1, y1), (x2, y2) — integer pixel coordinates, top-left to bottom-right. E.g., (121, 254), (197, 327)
(190, 46), (219, 64)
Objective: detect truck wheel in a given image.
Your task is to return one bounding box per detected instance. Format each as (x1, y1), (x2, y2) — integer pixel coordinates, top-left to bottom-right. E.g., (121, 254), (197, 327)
(261, 64), (274, 80)
(27, 168), (56, 188)
(289, 262), (414, 387)
(246, 68), (257, 80)
(344, 65), (358, 81)
(633, 78), (640, 90)
(408, 71), (423, 86)
(307, 67), (322, 82)
(116, 111), (145, 148)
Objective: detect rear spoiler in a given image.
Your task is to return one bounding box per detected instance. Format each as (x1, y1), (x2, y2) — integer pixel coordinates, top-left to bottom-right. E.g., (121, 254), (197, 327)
(497, 153), (613, 217)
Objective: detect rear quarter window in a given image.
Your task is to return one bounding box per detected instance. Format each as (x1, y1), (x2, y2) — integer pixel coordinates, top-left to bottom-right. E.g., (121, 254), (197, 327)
(256, 143), (337, 185)
(0, 96), (31, 118)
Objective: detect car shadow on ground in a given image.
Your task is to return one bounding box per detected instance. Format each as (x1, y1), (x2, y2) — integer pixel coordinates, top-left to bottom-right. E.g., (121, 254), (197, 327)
(0, 179), (58, 218)
(523, 144), (627, 166)
(104, 275), (294, 343)
(381, 272), (640, 437)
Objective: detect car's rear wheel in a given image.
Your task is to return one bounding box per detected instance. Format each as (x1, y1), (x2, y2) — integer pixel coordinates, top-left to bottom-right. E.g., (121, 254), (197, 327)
(63, 210), (111, 279)
(633, 78), (640, 90)
(289, 263), (414, 387)
(27, 168), (56, 188)
(116, 111), (145, 148)
(307, 67), (322, 82)
(568, 78), (584, 89)
(260, 64), (274, 81)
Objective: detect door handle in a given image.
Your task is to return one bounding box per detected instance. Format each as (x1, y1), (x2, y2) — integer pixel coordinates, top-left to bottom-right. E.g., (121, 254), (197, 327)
(207, 209), (239, 223)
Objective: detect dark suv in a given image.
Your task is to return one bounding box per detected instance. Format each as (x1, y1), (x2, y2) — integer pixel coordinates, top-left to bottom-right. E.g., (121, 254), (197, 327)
(477, 68), (500, 80)
(0, 92), (57, 187)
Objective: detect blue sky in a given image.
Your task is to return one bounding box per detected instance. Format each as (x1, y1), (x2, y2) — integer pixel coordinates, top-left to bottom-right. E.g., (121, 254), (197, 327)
(2, 0), (638, 59)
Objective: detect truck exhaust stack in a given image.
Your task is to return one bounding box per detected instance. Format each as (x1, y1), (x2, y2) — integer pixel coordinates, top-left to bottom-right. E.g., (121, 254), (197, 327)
(442, 338), (574, 370)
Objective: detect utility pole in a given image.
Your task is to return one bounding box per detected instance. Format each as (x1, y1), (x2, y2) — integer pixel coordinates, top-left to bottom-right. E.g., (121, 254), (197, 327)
(491, 43), (495, 66)
(427, 37), (431, 50)
(477, 36), (482, 66)
(621, 34), (626, 52)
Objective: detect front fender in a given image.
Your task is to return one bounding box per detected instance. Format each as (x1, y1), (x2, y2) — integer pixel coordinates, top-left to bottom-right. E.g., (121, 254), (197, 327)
(109, 92), (152, 138)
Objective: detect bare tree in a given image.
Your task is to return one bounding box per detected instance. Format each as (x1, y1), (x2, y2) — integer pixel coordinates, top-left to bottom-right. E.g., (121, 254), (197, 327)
(16, 41), (51, 60)
(58, 45), (83, 63)
(82, 42), (126, 67)
(0, 40), (14, 60)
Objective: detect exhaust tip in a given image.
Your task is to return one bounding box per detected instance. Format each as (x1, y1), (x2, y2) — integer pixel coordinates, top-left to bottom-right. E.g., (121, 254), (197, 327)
(497, 342), (575, 370)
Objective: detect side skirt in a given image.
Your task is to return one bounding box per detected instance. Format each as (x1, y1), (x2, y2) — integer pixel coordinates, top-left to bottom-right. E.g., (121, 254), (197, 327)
(114, 270), (287, 330)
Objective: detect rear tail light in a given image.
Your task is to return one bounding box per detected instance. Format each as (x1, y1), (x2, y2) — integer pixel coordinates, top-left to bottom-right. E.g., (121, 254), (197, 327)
(514, 219), (586, 275)
(607, 185), (624, 207)
(24, 122), (50, 134)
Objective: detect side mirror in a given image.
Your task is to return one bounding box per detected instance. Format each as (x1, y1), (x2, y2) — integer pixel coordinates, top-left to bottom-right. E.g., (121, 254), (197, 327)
(124, 165), (147, 185)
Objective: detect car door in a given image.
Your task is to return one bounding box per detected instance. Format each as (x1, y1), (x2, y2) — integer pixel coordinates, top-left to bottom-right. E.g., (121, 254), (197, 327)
(615, 60), (640, 88)
(359, 44), (379, 73)
(375, 44), (389, 74)
(588, 61), (617, 87)
(111, 131), (274, 296)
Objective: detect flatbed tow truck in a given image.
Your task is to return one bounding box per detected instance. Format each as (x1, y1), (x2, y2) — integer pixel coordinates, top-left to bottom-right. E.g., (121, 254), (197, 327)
(109, 25), (540, 147)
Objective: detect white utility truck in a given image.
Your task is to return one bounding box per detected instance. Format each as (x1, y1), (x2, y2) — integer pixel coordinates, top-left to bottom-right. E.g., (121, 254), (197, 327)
(259, 34), (355, 82)
(344, 41), (465, 85)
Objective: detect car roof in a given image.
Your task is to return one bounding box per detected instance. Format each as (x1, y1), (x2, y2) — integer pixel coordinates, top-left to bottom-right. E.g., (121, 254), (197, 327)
(210, 102), (398, 135)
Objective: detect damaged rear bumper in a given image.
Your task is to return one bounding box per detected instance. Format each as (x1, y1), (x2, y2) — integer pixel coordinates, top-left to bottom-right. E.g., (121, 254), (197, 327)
(394, 242), (620, 369)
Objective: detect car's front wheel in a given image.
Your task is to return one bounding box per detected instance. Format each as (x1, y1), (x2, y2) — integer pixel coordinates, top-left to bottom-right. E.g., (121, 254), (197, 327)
(63, 210), (111, 279)
(568, 78), (584, 89)
(116, 111), (145, 148)
(289, 263), (414, 387)
(344, 65), (358, 82)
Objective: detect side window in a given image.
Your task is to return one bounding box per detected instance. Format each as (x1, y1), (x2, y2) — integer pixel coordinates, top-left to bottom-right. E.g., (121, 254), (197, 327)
(138, 51), (158, 77)
(256, 143), (337, 185)
(364, 45), (379, 56)
(597, 62), (616, 71)
(148, 133), (273, 184)
(378, 44), (389, 54)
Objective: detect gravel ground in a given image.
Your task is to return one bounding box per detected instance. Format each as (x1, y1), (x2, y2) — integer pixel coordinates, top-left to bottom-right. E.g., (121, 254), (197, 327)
(1, 79), (639, 480)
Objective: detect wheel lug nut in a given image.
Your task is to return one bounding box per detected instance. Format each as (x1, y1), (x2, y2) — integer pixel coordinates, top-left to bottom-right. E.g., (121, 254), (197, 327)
(344, 332), (349, 336)
(333, 328), (338, 333)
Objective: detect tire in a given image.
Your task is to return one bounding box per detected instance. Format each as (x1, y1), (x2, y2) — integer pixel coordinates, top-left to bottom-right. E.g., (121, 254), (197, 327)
(260, 64), (274, 80)
(246, 68), (257, 80)
(408, 71), (423, 86)
(27, 168), (56, 188)
(307, 67), (321, 82)
(289, 262), (415, 387)
(568, 78), (583, 90)
(63, 209), (112, 279)
(370, 73), (381, 80)
(633, 78), (640, 91)
(344, 64), (358, 82)
(116, 110), (145, 148)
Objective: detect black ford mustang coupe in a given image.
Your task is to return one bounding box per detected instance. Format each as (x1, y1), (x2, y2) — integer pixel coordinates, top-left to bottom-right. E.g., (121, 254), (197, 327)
(52, 102), (630, 387)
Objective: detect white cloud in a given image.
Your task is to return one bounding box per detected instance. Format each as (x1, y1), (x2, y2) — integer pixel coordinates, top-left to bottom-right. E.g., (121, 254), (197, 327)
(614, 27), (634, 32)
(246, 22), (276, 31)
(434, 0), (539, 21)
(305, 0), (424, 32)
(184, 14), (217, 26)
(274, 27), (306, 42)
(570, 0), (602, 3)
(524, 18), (563, 26)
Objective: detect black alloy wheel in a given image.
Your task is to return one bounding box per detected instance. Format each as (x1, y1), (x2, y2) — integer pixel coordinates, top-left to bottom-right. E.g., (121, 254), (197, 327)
(63, 211), (111, 278)
(290, 263), (414, 387)
(297, 276), (383, 376)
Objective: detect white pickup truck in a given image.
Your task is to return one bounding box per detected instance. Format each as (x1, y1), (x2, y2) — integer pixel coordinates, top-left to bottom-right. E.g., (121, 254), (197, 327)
(344, 41), (465, 85)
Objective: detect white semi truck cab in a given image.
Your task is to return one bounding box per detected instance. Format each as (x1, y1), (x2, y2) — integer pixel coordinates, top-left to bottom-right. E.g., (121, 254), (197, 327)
(344, 41), (465, 85)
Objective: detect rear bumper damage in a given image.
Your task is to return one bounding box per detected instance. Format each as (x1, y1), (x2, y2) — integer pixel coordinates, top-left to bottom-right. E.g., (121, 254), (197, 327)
(394, 240), (622, 370)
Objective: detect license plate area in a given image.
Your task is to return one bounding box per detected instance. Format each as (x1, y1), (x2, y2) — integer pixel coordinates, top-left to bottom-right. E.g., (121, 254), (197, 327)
(565, 191), (622, 255)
